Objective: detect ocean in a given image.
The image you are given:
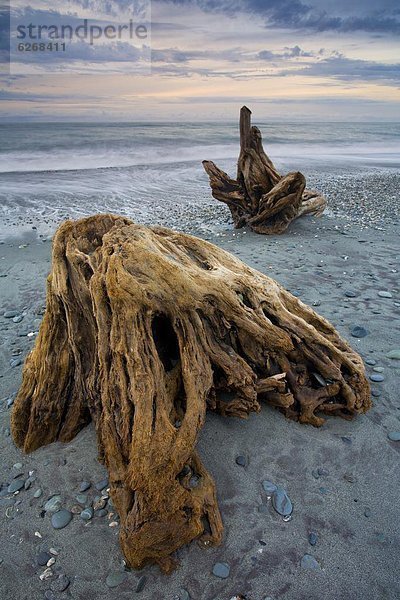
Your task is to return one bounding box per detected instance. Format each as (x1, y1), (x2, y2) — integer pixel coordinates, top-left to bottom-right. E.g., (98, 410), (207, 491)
(1, 121), (399, 234)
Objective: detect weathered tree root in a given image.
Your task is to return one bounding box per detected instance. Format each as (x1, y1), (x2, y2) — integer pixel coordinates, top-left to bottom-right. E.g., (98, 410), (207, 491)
(11, 214), (370, 572)
(203, 106), (326, 234)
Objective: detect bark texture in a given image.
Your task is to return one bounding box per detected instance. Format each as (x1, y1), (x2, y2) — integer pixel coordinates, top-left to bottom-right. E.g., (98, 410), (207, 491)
(11, 214), (370, 572)
(203, 106), (326, 234)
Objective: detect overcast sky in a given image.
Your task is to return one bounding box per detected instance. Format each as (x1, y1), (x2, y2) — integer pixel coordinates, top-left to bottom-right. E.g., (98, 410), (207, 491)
(0, 0), (399, 120)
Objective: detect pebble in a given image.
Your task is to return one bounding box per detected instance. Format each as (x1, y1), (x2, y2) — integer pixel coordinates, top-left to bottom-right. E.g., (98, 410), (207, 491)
(12, 315), (24, 323)
(372, 366), (384, 373)
(39, 567), (53, 581)
(33, 488), (43, 498)
(386, 349), (400, 360)
(51, 509), (72, 529)
(80, 507), (94, 521)
(37, 551), (52, 566)
(10, 358), (22, 368)
(235, 455), (247, 467)
(106, 571), (127, 588)
(7, 478), (25, 493)
(317, 468), (329, 476)
(350, 325), (368, 338)
(135, 575), (147, 593)
(50, 574), (70, 592)
(93, 496), (107, 510)
(13, 462), (22, 469)
(387, 431), (400, 442)
(24, 476), (35, 490)
(344, 291), (357, 297)
(76, 493), (88, 505)
(371, 389), (381, 398)
(212, 562), (230, 578)
(96, 508), (108, 517)
(301, 554), (321, 570)
(262, 480), (277, 494)
(4, 310), (19, 318)
(178, 589), (190, 600)
(364, 358), (376, 366)
(378, 291), (392, 298)
(95, 477), (109, 491)
(271, 487), (292, 517)
(370, 374), (384, 382)
(44, 495), (62, 513)
(44, 591), (56, 600)
(79, 481), (91, 492)
(341, 436), (352, 445)
(364, 507), (371, 517)
(308, 531), (318, 546)
(344, 473), (357, 483)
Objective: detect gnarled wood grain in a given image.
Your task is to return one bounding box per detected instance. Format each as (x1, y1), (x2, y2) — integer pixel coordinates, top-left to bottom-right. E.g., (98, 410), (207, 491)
(11, 214), (370, 572)
(203, 106), (326, 234)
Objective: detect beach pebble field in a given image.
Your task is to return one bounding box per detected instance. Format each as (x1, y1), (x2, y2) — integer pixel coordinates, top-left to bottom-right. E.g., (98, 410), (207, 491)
(0, 170), (399, 600)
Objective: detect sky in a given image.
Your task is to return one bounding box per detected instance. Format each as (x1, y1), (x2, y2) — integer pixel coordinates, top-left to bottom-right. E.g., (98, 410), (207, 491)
(0, 0), (399, 121)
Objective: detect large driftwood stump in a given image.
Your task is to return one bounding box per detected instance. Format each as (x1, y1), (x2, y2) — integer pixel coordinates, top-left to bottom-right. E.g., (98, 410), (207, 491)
(11, 214), (370, 572)
(203, 106), (326, 234)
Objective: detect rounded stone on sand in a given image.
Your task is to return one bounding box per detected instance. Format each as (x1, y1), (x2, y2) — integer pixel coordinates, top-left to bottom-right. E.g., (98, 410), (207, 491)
(105, 571), (127, 588)
(95, 477), (109, 491)
(44, 495), (62, 513)
(51, 509), (72, 529)
(370, 374), (384, 382)
(350, 325), (368, 338)
(135, 575), (147, 593)
(271, 487), (292, 517)
(80, 507), (94, 521)
(75, 493), (88, 505)
(364, 358), (376, 366)
(308, 531), (318, 546)
(37, 551), (51, 566)
(301, 554), (321, 570)
(50, 574), (70, 592)
(262, 480), (277, 494)
(388, 431), (400, 442)
(7, 478), (25, 493)
(212, 562), (230, 578)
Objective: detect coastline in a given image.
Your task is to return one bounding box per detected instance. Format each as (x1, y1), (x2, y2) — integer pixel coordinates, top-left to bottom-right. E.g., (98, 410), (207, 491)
(1, 207), (399, 599)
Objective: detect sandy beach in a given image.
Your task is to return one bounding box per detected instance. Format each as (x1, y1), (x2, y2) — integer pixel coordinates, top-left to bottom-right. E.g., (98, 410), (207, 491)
(1, 201), (399, 600)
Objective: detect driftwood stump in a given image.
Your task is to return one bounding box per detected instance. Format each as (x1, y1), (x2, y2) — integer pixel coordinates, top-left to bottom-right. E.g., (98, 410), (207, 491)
(11, 214), (370, 572)
(203, 106), (326, 234)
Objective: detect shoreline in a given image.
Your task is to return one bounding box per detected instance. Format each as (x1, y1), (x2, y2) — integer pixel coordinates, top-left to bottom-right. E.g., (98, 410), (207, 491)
(1, 211), (399, 599)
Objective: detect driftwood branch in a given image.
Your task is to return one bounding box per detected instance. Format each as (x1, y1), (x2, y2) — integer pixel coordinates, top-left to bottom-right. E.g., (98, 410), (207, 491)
(11, 215), (370, 572)
(203, 106), (326, 234)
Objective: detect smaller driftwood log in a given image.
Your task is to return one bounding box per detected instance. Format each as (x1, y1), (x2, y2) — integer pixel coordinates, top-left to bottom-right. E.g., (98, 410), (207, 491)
(203, 106), (326, 234)
(11, 215), (370, 573)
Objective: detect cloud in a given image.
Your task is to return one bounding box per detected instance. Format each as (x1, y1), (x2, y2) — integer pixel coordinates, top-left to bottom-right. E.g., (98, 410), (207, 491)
(288, 55), (400, 81)
(157, 0), (400, 35)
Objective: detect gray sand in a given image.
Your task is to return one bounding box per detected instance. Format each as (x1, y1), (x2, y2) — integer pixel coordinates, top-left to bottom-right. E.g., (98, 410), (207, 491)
(0, 213), (399, 600)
